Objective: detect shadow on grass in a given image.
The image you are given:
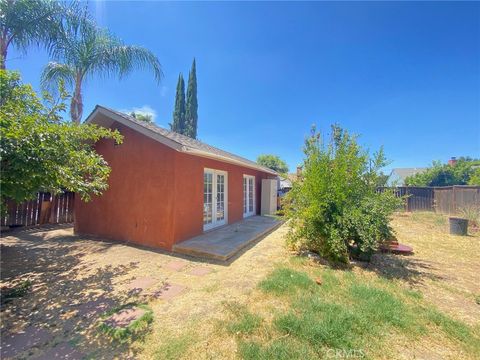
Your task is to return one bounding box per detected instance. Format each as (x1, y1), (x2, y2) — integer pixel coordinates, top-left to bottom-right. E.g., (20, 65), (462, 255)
(361, 252), (446, 286)
(1, 226), (140, 359)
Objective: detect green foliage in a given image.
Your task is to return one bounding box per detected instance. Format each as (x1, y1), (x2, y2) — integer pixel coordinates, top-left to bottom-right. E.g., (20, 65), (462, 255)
(0, 70), (122, 211)
(98, 303), (153, 342)
(0, 0), (66, 69)
(256, 154), (289, 174)
(285, 125), (402, 263)
(185, 58), (198, 139)
(405, 158), (480, 186)
(41, 5), (162, 123)
(130, 111), (153, 123)
(171, 73), (186, 134)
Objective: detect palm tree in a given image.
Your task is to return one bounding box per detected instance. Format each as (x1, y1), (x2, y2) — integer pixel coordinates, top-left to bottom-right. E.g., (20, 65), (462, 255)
(0, 0), (64, 69)
(41, 9), (162, 123)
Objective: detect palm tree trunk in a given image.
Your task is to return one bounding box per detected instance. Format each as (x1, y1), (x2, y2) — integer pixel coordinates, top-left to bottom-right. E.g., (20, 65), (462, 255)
(0, 37), (7, 70)
(70, 74), (83, 123)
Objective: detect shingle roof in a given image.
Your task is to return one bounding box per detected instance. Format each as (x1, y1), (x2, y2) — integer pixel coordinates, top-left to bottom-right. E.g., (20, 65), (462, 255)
(86, 105), (277, 175)
(387, 168), (427, 186)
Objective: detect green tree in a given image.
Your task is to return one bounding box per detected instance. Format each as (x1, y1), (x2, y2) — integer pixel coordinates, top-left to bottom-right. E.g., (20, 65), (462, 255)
(185, 58), (198, 139)
(257, 154), (289, 174)
(130, 111), (153, 123)
(171, 73), (186, 133)
(285, 125), (402, 263)
(41, 7), (162, 123)
(0, 70), (122, 212)
(0, 0), (66, 69)
(405, 158), (480, 186)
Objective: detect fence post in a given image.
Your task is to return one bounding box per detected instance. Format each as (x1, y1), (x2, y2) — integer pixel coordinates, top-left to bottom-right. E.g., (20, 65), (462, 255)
(452, 186), (457, 214)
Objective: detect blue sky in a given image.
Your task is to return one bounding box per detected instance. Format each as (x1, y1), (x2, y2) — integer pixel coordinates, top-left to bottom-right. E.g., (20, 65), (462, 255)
(8, 1), (480, 172)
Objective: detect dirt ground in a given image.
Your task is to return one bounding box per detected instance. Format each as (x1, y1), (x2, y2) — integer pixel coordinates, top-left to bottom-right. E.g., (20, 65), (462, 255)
(1, 212), (479, 359)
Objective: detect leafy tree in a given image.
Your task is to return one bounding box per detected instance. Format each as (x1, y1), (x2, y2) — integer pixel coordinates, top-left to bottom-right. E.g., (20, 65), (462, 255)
(285, 125), (402, 263)
(129, 111), (153, 123)
(257, 154), (289, 174)
(405, 158), (480, 186)
(468, 167), (480, 186)
(171, 73), (186, 133)
(185, 58), (198, 139)
(0, 0), (66, 69)
(41, 7), (162, 123)
(0, 70), (122, 212)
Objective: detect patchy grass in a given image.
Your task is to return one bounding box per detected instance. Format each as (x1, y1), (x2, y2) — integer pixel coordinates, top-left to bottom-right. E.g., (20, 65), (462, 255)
(225, 266), (480, 359)
(98, 303), (153, 342)
(154, 333), (197, 360)
(0, 279), (31, 306)
(224, 302), (263, 335)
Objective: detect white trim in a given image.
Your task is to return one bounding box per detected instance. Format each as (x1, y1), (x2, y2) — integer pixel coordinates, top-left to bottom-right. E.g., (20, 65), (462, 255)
(203, 169), (228, 231)
(243, 175), (256, 218)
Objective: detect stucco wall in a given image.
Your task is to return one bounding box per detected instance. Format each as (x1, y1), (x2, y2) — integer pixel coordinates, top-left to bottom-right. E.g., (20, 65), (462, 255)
(172, 152), (275, 243)
(75, 122), (177, 249)
(75, 121), (276, 250)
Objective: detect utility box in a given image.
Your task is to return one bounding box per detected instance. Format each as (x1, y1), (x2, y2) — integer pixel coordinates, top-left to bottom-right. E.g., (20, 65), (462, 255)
(261, 179), (278, 215)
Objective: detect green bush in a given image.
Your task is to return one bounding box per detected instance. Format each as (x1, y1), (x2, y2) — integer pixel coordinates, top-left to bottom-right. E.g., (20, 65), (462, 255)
(284, 125), (402, 263)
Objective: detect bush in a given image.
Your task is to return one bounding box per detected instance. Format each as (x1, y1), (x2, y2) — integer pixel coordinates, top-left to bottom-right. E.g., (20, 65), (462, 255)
(284, 125), (402, 263)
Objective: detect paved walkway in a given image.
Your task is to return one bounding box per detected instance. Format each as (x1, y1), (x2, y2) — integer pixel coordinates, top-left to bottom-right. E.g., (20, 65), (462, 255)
(173, 216), (282, 260)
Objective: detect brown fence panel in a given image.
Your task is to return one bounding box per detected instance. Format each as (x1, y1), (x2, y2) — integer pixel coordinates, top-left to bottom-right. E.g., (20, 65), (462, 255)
(381, 186), (480, 214)
(405, 187), (434, 211)
(434, 186), (480, 214)
(1, 192), (75, 229)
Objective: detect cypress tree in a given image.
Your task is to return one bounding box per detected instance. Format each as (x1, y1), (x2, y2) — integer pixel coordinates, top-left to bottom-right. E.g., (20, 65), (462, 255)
(171, 73), (185, 133)
(185, 58), (198, 139)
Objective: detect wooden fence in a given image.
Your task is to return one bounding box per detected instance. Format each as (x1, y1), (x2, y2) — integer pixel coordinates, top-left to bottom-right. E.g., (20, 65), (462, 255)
(1, 192), (75, 228)
(379, 186), (480, 214)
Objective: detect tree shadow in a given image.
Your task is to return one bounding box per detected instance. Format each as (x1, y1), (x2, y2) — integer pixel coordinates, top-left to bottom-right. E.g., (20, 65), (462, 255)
(1, 226), (142, 359)
(354, 252), (446, 286)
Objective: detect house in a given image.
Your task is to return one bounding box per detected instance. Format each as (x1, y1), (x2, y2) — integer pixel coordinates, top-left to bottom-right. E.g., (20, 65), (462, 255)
(74, 106), (278, 251)
(386, 168), (427, 186)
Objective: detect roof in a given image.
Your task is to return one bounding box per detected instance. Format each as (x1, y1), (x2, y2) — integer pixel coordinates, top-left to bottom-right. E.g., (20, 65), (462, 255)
(278, 173), (298, 189)
(85, 105), (278, 176)
(387, 168), (427, 186)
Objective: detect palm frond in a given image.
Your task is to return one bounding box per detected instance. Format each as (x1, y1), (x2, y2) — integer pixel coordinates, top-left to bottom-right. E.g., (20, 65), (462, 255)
(89, 32), (163, 83)
(41, 62), (75, 91)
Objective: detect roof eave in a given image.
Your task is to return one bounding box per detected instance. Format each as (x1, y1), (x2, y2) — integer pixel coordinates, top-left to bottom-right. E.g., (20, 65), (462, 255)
(86, 106), (184, 151)
(182, 147), (278, 176)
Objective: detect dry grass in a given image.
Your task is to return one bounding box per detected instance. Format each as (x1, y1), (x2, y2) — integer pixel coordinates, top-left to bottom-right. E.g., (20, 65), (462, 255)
(1, 212), (479, 359)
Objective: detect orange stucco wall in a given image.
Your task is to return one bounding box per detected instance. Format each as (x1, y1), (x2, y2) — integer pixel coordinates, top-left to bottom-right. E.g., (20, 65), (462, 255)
(75, 121), (275, 250)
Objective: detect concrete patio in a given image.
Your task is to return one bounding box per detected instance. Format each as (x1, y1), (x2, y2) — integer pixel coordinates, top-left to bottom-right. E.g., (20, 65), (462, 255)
(172, 216), (282, 261)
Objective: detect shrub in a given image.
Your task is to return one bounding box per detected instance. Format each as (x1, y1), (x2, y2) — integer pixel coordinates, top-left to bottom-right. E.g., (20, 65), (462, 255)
(284, 125), (402, 263)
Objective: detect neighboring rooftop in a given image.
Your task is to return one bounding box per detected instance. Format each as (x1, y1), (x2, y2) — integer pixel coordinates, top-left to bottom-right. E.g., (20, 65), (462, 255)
(387, 168), (427, 186)
(85, 105), (277, 175)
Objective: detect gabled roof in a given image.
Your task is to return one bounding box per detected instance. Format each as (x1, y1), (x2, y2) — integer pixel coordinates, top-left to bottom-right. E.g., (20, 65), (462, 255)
(85, 105), (278, 175)
(387, 168), (427, 186)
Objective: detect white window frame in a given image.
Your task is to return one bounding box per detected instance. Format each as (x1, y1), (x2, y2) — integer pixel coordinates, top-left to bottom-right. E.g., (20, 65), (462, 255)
(203, 168), (228, 231)
(243, 175), (255, 218)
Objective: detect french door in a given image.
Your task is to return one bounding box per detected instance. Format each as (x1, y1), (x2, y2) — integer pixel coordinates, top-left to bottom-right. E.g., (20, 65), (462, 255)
(243, 175), (255, 218)
(203, 169), (228, 231)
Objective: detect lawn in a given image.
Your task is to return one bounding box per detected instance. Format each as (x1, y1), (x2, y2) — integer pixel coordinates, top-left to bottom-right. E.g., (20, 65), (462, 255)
(1, 212), (479, 359)
(142, 212), (480, 359)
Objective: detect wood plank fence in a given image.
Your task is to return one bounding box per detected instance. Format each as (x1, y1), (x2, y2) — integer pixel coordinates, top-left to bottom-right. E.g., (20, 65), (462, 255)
(1, 192), (75, 229)
(378, 186), (480, 214)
